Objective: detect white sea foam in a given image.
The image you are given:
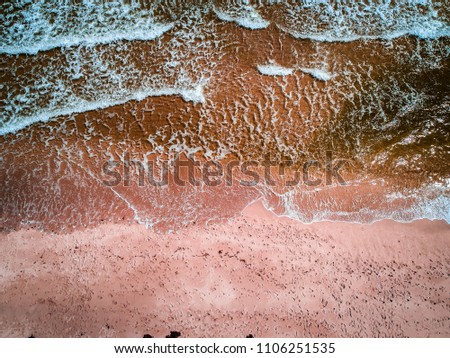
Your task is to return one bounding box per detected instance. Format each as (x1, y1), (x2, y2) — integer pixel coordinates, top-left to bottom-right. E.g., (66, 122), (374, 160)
(180, 85), (205, 103)
(257, 64), (294, 76)
(279, 25), (450, 43)
(300, 68), (334, 81)
(211, 1), (450, 41)
(277, 0), (450, 42)
(272, 184), (450, 224)
(213, 6), (269, 30)
(0, 23), (174, 55)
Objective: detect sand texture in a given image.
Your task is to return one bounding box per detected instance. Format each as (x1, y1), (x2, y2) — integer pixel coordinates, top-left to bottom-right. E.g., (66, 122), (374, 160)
(1, 201), (448, 338)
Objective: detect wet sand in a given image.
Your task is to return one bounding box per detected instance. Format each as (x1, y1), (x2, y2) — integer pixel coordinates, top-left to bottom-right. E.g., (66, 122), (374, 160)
(1, 200), (448, 338)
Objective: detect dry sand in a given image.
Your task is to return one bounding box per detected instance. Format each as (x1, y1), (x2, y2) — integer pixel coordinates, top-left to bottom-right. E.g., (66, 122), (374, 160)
(0, 200), (449, 338)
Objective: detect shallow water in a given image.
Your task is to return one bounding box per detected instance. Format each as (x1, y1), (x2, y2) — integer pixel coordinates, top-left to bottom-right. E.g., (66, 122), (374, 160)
(1, 0), (449, 232)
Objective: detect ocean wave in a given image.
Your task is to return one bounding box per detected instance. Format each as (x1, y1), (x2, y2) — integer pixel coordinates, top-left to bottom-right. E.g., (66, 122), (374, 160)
(0, 85), (205, 136)
(265, 185), (450, 224)
(1, 1), (449, 138)
(1, 3), (222, 136)
(0, 0), (173, 55)
(0, 23), (174, 55)
(213, 5), (269, 30)
(275, 0), (450, 42)
(211, 1), (449, 42)
(277, 24), (450, 43)
(2, 1), (448, 58)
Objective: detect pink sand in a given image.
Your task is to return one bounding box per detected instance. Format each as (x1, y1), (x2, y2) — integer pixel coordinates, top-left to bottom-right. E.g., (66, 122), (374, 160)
(0, 200), (449, 337)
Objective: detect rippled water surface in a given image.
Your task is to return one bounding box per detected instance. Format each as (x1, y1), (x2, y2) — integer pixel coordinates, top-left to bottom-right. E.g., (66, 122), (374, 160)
(1, 0), (449, 232)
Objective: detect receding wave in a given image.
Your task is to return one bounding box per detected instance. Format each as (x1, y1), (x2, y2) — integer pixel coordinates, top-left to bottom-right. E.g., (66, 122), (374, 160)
(0, 85), (205, 136)
(260, 181), (450, 224)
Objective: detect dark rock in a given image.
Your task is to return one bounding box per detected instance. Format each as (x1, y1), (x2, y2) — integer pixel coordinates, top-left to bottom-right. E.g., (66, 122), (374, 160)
(165, 331), (181, 338)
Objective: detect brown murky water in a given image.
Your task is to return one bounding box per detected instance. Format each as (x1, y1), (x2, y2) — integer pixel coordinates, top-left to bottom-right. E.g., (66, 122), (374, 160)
(1, 1), (449, 232)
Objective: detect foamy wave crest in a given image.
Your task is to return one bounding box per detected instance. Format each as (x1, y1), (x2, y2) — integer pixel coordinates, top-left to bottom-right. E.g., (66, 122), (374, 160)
(0, 85), (205, 136)
(0, 1), (173, 55)
(300, 68), (333, 81)
(213, 5), (269, 30)
(257, 64), (294, 76)
(276, 0), (450, 42)
(265, 183), (450, 224)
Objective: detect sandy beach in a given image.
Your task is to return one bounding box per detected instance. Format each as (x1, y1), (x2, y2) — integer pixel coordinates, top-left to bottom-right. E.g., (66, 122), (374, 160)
(1, 200), (448, 338)
(1, 1), (449, 341)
